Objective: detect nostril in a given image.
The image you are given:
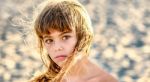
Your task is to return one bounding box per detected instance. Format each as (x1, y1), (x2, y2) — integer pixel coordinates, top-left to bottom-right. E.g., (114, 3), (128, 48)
(54, 45), (63, 51)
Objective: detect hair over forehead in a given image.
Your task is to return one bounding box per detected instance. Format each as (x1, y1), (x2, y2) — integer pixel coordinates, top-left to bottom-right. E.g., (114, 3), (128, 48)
(31, 0), (94, 81)
(34, 0), (84, 38)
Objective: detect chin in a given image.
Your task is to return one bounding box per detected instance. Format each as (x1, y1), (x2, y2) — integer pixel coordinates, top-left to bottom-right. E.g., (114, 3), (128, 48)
(56, 61), (64, 67)
(55, 58), (68, 67)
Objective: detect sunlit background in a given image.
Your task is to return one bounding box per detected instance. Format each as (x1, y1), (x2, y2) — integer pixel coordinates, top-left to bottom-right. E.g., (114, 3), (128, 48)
(0, 0), (150, 82)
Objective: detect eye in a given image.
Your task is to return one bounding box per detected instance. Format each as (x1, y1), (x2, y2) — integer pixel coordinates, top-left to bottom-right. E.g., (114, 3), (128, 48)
(44, 39), (53, 44)
(62, 35), (71, 40)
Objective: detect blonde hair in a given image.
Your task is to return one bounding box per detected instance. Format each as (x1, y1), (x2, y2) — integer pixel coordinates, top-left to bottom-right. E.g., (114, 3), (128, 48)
(30, 0), (93, 81)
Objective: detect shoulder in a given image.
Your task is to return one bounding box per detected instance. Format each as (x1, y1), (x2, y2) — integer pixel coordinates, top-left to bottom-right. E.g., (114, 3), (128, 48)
(84, 59), (118, 82)
(85, 73), (118, 82)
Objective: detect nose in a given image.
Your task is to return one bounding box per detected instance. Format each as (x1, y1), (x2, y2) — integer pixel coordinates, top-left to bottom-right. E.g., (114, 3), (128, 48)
(53, 41), (64, 52)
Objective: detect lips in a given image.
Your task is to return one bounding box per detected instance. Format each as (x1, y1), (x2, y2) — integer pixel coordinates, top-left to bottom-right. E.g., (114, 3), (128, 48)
(55, 55), (67, 61)
(55, 55), (67, 58)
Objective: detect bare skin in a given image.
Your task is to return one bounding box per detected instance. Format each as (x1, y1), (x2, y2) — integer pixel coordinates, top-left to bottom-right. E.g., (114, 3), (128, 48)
(62, 57), (118, 82)
(43, 30), (118, 82)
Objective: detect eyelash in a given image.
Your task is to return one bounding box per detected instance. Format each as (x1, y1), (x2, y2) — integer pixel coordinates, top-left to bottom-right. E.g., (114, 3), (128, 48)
(62, 35), (71, 40)
(44, 39), (53, 44)
(44, 35), (71, 44)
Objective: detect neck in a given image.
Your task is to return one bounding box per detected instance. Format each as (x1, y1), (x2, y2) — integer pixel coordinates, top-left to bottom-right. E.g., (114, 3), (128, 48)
(65, 57), (89, 77)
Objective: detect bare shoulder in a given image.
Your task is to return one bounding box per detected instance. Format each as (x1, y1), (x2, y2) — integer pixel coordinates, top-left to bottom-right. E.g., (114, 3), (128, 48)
(85, 72), (118, 82)
(64, 58), (118, 82)
(84, 59), (118, 82)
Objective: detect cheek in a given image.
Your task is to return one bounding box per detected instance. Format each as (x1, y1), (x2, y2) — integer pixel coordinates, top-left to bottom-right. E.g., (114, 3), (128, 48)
(44, 45), (53, 56)
(66, 39), (77, 52)
(44, 45), (50, 51)
(44, 43), (53, 50)
(45, 45), (50, 50)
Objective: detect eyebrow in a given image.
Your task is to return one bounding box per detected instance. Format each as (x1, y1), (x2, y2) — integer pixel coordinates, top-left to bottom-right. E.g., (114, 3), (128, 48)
(43, 31), (72, 39)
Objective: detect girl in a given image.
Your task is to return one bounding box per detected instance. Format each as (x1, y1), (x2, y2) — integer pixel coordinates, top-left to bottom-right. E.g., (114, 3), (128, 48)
(30, 0), (118, 82)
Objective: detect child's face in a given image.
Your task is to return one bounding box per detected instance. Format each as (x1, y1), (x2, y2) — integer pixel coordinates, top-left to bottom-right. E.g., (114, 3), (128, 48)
(43, 29), (77, 67)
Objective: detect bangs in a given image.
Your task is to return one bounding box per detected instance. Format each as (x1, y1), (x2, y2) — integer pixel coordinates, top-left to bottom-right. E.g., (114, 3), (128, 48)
(35, 2), (75, 38)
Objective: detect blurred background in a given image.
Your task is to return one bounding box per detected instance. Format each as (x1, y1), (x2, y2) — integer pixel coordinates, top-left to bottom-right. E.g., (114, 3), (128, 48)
(0, 0), (150, 82)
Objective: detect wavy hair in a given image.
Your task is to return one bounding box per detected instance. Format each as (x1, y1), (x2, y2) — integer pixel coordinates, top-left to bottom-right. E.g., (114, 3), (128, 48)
(30, 0), (93, 82)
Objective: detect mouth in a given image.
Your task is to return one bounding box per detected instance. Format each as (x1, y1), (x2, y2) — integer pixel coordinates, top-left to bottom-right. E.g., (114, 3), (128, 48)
(55, 55), (67, 61)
